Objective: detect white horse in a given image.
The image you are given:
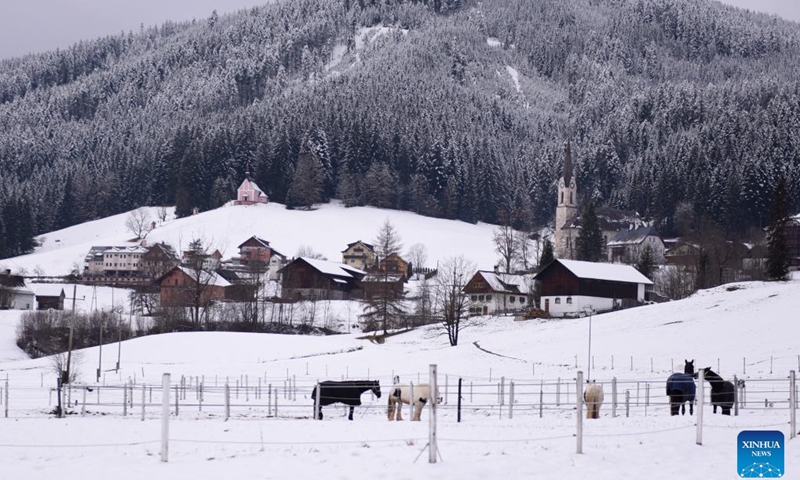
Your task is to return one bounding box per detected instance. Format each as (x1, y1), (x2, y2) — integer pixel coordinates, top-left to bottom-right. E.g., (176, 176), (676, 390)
(584, 382), (604, 419)
(387, 383), (442, 421)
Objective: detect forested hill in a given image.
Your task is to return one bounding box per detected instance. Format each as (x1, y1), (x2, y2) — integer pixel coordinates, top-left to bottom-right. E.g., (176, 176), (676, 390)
(1, 0), (800, 259)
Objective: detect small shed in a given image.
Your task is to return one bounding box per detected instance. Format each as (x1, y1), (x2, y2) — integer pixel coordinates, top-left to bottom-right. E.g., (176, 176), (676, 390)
(534, 259), (653, 317)
(33, 285), (66, 310)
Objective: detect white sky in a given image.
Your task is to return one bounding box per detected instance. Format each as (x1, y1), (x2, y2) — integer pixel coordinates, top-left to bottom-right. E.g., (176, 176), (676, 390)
(0, 0), (798, 60)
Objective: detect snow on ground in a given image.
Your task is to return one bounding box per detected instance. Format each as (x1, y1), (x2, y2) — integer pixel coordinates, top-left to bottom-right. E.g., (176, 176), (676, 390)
(506, 65), (522, 94)
(487, 37), (502, 47)
(1, 201), (501, 277)
(0, 279), (798, 479)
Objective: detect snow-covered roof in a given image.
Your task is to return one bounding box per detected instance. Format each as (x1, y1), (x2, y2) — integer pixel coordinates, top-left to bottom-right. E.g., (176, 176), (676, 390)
(476, 271), (534, 294)
(301, 258), (366, 278)
(563, 207), (643, 232)
(607, 226), (661, 247)
(31, 284), (66, 297)
(553, 260), (653, 285)
(177, 266), (231, 288)
(238, 179), (267, 198)
(238, 236), (271, 249)
(362, 273), (405, 283)
(342, 240), (375, 253)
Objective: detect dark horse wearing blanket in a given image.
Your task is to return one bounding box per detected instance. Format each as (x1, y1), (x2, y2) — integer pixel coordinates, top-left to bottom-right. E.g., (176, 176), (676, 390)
(701, 367), (735, 415)
(311, 380), (381, 420)
(666, 359), (696, 416)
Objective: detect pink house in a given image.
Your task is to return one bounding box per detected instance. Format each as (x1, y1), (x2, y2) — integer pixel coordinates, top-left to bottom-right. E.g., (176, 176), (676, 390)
(235, 173), (269, 205)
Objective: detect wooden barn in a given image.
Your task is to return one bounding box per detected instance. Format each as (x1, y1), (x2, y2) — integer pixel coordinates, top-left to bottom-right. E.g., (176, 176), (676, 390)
(280, 258), (365, 300)
(33, 285), (66, 310)
(534, 259), (652, 317)
(158, 266), (230, 308)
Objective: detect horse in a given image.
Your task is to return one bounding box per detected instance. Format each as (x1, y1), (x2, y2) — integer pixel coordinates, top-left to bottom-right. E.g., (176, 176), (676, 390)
(700, 367), (735, 415)
(666, 359), (696, 416)
(311, 380), (381, 420)
(386, 382), (442, 421)
(583, 381), (604, 419)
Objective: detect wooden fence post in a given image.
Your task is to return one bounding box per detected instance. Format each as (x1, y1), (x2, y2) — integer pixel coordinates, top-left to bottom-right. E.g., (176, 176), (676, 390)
(509, 381), (515, 420)
(428, 364), (438, 464)
(161, 373), (170, 463)
(612, 377), (617, 418)
(790, 370), (796, 440)
(576, 371), (583, 454)
(625, 390), (630, 418)
(696, 369), (705, 446)
(225, 382), (231, 421)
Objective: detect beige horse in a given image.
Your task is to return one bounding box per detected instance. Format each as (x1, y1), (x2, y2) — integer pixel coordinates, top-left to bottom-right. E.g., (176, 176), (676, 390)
(584, 382), (604, 419)
(387, 383), (441, 421)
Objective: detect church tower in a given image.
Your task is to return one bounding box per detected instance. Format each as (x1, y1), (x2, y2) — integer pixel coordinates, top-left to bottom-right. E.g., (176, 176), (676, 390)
(554, 142), (578, 259)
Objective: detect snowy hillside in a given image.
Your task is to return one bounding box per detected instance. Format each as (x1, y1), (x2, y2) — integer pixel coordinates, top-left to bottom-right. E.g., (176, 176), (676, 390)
(1, 201), (502, 276)
(0, 279), (798, 479)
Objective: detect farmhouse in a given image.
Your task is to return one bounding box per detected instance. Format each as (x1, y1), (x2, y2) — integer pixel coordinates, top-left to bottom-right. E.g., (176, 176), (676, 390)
(0, 271), (35, 310)
(378, 253), (411, 280)
(158, 266), (231, 307)
(606, 225), (666, 264)
(232, 236), (286, 279)
(341, 241), (376, 270)
(280, 257), (365, 300)
(463, 270), (535, 316)
(534, 259), (652, 317)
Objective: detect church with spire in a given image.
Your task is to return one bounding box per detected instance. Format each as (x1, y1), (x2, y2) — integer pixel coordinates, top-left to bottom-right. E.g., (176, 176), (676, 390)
(554, 142), (578, 259)
(234, 172), (269, 206)
(553, 142), (658, 262)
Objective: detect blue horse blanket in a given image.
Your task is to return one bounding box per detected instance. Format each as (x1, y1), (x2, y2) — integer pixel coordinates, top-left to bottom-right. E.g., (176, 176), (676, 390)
(666, 373), (696, 399)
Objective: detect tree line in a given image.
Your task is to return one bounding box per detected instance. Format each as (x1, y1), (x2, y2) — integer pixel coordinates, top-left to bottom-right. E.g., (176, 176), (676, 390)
(1, 0), (799, 260)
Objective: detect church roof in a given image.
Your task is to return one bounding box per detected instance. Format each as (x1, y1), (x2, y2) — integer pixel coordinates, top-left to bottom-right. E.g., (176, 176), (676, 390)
(607, 226), (662, 246)
(562, 207), (643, 232)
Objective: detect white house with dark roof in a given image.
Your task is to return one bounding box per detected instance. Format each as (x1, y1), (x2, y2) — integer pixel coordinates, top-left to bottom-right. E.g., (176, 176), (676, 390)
(462, 270), (536, 316)
(534, 259), (653, 317)
(235, 173), (269, 205)
(606, 225), (666, 264)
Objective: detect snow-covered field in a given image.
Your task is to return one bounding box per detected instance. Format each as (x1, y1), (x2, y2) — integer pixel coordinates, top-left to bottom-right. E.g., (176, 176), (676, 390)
(1, 279), (798, 479)
(0, 201), (501, 277)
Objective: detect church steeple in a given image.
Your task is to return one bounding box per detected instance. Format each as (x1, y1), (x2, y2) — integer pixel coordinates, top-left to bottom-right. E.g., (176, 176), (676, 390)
(563, 141), (573, 187)
(555, 140), (579, 259)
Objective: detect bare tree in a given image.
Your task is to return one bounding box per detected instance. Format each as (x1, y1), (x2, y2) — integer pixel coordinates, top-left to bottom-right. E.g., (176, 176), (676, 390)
(125, 208), (153, 240)
(406, 243), (428, 272)
(295, 245), (327, 260)
(157, 206), (168, 224)
(434, 256), (475, 346)
(182, 238), (220, 325)
(493, 210), (518, 273)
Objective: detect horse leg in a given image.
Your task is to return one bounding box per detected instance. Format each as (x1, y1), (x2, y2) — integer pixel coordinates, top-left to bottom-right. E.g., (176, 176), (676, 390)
(712, 404), (717, 414)
(413, 401), (422, 421)
(348, 405), (354, 421)
(396, 400), (404, 421)
(387, 399), (395, 421)
(722, 407), (731, 416)
(689, 401), (693, 415)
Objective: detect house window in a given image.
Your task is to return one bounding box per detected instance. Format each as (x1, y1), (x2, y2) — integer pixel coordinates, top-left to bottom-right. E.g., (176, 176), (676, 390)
(520, 297), (526, 304)
(566, 297), (572, 304)
(478, 295), (484, 301)
(471, 295), (477, 301)
(555, 298), (561, 304)
(569, 192), (573, 204)
(486, 295), (492, 301)
(560, 192), (564, 204)
(510, 296), (515, 303)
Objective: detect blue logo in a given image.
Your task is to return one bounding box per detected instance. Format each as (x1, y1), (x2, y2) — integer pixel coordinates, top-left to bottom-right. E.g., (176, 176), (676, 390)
(738, 430), (784, 478)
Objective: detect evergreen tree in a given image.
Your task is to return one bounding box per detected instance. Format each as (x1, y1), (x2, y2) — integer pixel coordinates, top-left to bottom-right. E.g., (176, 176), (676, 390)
(286, 149), (324, 209)
(576, 202), (604, 262)
(56, 176), (78, 230)
(765, 178), (791, 281)
(539, 238), (555, 268)
(635, 245), (655, 280)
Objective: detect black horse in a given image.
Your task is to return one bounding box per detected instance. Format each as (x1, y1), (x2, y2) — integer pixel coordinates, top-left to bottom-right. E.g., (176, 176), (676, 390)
(700, 367), (735, 415)
(311, 380), (381, 420)
(666, 359), (696, 416)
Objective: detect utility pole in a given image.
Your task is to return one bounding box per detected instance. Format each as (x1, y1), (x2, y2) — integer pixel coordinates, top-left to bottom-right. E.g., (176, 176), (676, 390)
(65, 284), (77, 385)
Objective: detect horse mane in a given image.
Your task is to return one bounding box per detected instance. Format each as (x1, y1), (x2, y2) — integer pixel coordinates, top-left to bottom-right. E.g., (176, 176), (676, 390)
(702, 368), (724, 382)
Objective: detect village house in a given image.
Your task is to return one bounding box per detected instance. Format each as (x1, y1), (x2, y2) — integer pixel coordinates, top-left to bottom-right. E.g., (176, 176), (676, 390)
(360, 273), (405, 299)
(463, 270), (535, 316)
(84, 243), (178, 286)
(32, 285), (66, 310)
(280, 257), (365, 300)
(232, 236), (287, 280)
(0, 270), (35, 310)
(607, 225), (666, 264)
(534, 259), (653, 317)
(341, 241), (376, 270)
(158, 266), (231, 308)
(234, 173), (268, 205)
(140, 242), (180, 279)
(786, 214), (800, 268)
(378, 253), (411, 280)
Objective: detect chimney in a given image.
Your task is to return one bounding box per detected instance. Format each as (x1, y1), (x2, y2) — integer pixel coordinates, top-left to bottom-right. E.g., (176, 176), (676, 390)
(4, 269), (10, 275)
